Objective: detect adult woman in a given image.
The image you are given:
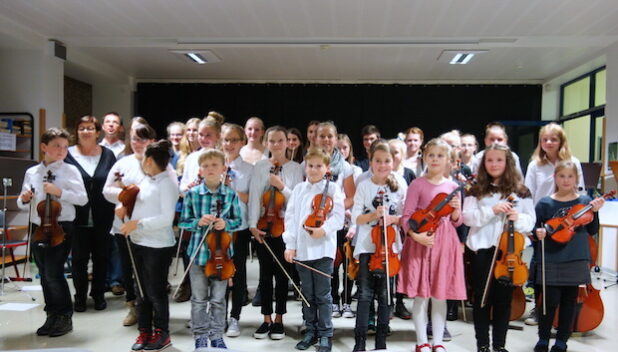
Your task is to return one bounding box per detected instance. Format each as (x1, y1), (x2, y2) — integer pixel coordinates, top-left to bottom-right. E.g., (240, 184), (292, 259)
(65, 115), (117, 312)
(167, 121), (185, 158)
(403, 127), (424, 177)
(240, 116), (267, 164)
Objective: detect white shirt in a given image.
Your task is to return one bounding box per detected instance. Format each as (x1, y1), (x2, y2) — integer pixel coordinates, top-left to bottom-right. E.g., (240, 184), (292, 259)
(228, 156), (253, 231)
(100, 138), (125, 159)
(68, 146), (101, 177)
(128, 171), (179, 248)
(351, 177), (407, 259)
(179, 149), (205, 193)
(282, 179), (345, 261)
(463, 192), (536, 252)
(248, 159), (304, 229)
(525, 156), (585, 204)
(16, 160), (88, 225)
(103, 154), (178, 234)
(301, 159), (354, 191)
(471, 149), (523, 177)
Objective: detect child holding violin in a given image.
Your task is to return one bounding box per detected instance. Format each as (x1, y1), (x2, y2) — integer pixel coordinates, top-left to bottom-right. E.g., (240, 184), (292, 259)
(283, 147), (345, 352)
(179, 148), (242, 350)
(17, 127), (88, 337)
(398, 138), (465, 352)
(220, 123), (254, 338)
(351, 140), (406, 351)
(248, 125), (304, 340)
(532, 160), (605, 352)
(462, 143), (535, 352)
(116, 140), (179, 352)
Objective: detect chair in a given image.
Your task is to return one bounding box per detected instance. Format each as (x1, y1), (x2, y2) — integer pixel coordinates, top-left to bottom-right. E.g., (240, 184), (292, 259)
(1, 209), (29, 281)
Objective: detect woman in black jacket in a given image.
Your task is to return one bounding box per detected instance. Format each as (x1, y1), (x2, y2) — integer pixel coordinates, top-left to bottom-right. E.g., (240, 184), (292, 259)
(65, 115), (116, 311)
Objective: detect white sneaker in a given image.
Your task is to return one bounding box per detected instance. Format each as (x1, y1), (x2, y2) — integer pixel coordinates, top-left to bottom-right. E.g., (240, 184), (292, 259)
(331, 304), (341, 318)
(342, 303), (355, 318)
(525, 308), (539, 326)
(226, 317), (240, 337)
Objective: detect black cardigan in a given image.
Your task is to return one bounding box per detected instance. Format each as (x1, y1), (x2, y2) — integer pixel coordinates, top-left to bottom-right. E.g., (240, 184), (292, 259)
(65, 146), (116, 231)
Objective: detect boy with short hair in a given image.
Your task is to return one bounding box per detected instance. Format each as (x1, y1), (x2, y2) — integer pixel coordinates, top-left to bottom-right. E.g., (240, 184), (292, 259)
(179, 148), (242, 351)
(17, 127), (88, 337)
(283, 147), (345, 352)
(356, 125), (381, 172)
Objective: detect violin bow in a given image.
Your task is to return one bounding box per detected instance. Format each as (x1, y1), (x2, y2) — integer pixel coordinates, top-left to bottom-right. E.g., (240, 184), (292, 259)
(173, 229), (186, 276)
(172, 221), (216, 299)
(480, 199), (512, 308)
(293, 260), (332, 279)
(382, 193), (392, 306)
(22, 185), (35, 279)
(541, 223), (547, 315)
(260, 238), (310, 307)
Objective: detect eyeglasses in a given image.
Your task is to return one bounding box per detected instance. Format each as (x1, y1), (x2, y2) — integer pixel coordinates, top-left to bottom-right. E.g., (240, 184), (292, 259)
(223, 138), (242, 144)
(78, 127), (97, 132)
(131, 137), (149, 143)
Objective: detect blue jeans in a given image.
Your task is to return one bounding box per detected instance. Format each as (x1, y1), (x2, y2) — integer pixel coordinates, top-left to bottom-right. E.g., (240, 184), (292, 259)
(106, 235), (123, 287)
(296, 257), (334, 338)
(354, 253), (390, 333)
(190, 264), (228, 340)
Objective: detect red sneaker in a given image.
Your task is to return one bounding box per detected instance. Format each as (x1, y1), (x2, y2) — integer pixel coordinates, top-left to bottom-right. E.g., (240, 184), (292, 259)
(131, 329), (151, 351)
(144, 328), (171, 351)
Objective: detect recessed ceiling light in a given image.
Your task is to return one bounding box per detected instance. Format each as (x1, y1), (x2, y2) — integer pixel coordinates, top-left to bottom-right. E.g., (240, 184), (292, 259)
(437, 50), (488, 65)
(169, 49), (221, 64)
(186, 52), (206, 64)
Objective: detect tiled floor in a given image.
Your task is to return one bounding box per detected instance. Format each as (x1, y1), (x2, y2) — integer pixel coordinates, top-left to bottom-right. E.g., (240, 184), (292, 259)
(1, 259), (617, 352)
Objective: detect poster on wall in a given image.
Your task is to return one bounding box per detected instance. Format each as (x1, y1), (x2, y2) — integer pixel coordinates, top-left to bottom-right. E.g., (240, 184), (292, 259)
(0, 132), (17, 151)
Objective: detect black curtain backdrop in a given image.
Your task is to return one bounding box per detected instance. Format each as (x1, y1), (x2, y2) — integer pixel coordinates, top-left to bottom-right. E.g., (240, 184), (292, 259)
(136, 83), (541, 158)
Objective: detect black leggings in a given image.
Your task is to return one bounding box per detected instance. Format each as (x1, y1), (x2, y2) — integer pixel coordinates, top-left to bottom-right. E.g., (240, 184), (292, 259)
(331, 230), (353, 306)
(256, 236), (289, 315)
(537, 285), (579, 343)
(229, 229), (251, 319)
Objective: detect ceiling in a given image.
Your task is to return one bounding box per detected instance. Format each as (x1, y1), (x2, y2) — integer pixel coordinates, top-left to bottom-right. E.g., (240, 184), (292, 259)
(1, 0), (617, 82)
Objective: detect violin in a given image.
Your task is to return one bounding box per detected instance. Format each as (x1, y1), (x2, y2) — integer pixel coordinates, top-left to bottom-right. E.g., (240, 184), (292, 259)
(408, 174), (474, 234)
(368, 190), (400, 277)
(33, 170), (65, 247)
(544, 191), (615, 244)
(204, 198), (235, 280)
(257, 162), (285, 237)
(114, 172), (140, 219)
(494, 195), (528, 287)
(344, 240), (359, 280)
(304, 173), (333, 231)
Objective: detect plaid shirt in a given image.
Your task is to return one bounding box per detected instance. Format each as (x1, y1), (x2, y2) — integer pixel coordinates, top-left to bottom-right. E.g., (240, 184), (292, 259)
(179, 182), (242, 266)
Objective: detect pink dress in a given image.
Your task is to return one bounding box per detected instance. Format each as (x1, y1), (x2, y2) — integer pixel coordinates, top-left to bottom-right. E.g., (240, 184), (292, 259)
(397, 177), (467, 300)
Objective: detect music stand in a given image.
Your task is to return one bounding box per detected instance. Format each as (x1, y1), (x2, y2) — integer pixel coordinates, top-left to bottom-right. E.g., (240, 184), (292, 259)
(1, 178), (35, 301)
(580, 162), (602, 191)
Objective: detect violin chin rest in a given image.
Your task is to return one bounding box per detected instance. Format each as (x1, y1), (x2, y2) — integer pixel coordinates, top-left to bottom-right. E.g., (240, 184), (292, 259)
(543, 223), (557, 235)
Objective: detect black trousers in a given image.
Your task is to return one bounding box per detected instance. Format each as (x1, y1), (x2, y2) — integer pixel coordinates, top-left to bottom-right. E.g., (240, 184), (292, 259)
(116, 234), (137, 302)
(256, 236), (288, 315)
(230, 229), (251, 320)
(471, 247), (514, 349)
(31, 222), (73, 317)
(537, 285), (578, 342)
(331, 230), (353, 306)
(133, 243), (173, 332)
(354, 253), (390, 333)
(71, 226), (110, 300)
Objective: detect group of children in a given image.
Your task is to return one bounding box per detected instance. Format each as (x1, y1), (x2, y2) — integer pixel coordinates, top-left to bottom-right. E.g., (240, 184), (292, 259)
(17, 115), (607, 352)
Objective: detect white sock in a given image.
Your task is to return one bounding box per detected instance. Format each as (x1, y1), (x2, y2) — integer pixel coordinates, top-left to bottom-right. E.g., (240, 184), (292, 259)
(412, 297), (429, 346)
(431, 298), (447, 347)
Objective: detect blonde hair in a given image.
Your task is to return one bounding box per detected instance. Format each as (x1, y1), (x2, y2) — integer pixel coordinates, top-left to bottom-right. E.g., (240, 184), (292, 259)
(553, 160), (580, 192)
(200, 111), (225, 134)
(422, 138), (452, 158)
(531, 123), (573, 165)
(198, 148), (226, 166)
(337, 133), (355, 163)
(317, 121), (338, 136)
(176, 117), (202, 176)
(166, 121), (185, 136)
(222, 123), (247, 144)
(388, 138), (407, 171)
(369, 140), (399, 192)
(304, 147), (331, 165)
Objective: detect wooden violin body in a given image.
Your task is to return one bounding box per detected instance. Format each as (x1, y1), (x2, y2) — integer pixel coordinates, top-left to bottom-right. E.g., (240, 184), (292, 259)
(494, 220), (528, 287)
(368, 190), (400, 277)
(344, 240), (359, 280)
(33, 170), (65, 247)
(204, 199), (235, 280)
(544, 191), (615, 244)
(114, 172), (140, 218)
(304, 174), (333, 229)
(257, 163), (285, 237)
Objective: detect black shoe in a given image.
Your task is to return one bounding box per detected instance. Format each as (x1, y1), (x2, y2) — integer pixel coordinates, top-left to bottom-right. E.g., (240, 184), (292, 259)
(269, 322), (285, 340)
(317, 336), (332, 352)
(549, 346), (566, 352)
(36, 314), (56, 336)
(295, 332), (318, 350)
(493, 347), (509, 352)
(477, 346), (491, 352)
(447, 301), (458, 321)
(73, 296), (86, 312)
(375, 324), (388, 350)
(173, 282), (191, 303)
(253, 322), (270, 339)
(243, 289), (251, 306)
(352, 329), (366, 352)
(144, 328), (171, 351)
(132, 328), (152, 351)
(93, 295), (107, 310)
(49, 315), (73, 337)
(252, 288), (262, 306)
(534, 344), (549, 352)
(394, 301), (411, 320)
